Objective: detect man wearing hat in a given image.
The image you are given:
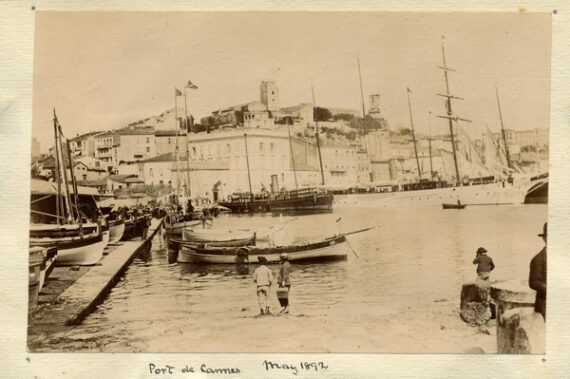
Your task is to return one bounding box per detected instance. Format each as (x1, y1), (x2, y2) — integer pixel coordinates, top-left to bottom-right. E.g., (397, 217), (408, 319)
(473, 247), (495, 282)
(252, 256), (274, 316)
(529, 222), (547, 319)
(277, 253), (292, 314)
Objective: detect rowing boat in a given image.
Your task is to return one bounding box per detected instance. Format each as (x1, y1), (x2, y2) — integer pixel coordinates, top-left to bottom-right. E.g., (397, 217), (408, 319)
(178, 235), (347, 264)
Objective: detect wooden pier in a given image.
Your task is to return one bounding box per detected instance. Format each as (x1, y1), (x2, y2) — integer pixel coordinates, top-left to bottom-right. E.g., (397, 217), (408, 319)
(28, 218), (164, 341)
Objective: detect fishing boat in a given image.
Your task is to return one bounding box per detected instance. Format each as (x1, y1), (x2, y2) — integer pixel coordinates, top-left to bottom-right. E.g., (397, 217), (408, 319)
(29, 110), (107, 266)
(178, 234), (348, 264)
(183, 227), (255, 246)
(30, 223), (106, 266)
(442, 202), (466, 209)
(107, 218), (125, 243)
(181, 218), (290, 245)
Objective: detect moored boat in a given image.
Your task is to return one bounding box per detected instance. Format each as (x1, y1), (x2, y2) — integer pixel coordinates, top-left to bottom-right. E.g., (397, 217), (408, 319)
(183, 227), (255, 245)
(442, 202), (466, 209)
(218, 187), (334, 213)
(108, 218), (125, 243)
(29, 110), (107, 266)
(178, 235), (347, 264)
(30, 223), (106, 266)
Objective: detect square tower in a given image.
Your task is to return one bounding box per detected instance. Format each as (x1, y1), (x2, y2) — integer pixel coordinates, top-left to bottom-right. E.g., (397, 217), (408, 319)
(369, 94), (381, 115)
(260, 81), (280, 112)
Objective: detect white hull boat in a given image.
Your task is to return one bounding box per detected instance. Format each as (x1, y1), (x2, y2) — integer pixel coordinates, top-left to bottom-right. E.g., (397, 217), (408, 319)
(108, 221), (125, 243)
(183, 227), (255, 244)
(29, 223), (106, 266)
(178, 235), (348, 264)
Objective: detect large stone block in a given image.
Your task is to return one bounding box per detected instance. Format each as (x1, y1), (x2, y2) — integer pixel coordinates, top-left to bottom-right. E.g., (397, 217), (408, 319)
(460, 282), (494, 324)
(490, 279), (542, 354)
(497, 308), (545, 354)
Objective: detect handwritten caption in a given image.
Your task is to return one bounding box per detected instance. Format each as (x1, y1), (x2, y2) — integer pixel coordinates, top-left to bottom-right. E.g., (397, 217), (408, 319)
(147, 360), (329, 376)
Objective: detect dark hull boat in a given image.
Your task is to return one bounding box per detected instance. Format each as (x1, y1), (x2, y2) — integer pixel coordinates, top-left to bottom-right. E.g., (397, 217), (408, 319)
(442, 203), (466, 209)
(524, 175), (548, 204)
(218, 188), (334, 214)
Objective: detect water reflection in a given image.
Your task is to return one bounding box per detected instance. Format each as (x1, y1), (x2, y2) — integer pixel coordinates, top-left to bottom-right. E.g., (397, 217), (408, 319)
(178, 262), (252, 276)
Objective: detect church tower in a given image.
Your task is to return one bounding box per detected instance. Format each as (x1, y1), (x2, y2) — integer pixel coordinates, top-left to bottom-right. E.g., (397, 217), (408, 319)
(260, 81), (280, 112)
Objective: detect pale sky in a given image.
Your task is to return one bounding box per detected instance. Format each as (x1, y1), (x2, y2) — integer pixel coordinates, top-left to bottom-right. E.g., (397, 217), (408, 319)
(33, 11), (551, 152)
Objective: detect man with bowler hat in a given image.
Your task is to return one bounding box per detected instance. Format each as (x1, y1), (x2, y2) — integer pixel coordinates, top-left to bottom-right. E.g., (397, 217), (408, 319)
(529, 222), (547, 319)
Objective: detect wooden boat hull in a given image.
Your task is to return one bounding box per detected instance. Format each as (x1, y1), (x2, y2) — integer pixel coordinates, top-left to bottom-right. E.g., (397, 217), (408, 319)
(31, 232), (106, 266)
(442, 203), (466, 209)
(178, 235), (347, 264)
(182, 228), (254, 244)
(524, 180), (548, 204)
(108, 221), (125, 243)
(165, 220), (202, 237)
(29, 223), (98, 239)
(218, 192), (334, 213)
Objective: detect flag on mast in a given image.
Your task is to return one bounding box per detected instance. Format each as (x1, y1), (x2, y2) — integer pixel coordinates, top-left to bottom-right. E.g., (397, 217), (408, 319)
(186, 80), (198, 89)
(407, 87), (412, 94)
(175, 88), (182, 96)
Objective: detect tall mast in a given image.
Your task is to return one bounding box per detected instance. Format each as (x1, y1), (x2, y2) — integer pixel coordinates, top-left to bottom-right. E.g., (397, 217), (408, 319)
(436, 36), (471, 186)
(357, 52), (372, 183)
(287, 122), (298, 189)
(495, 86), (512, 170)
(406, 87), (422, 180)
(428, 111), (434, 180)
(311, 84), (326, 186)
(357, 52), (367, 120)
(174, 88), (181, 202)
(54, 112), (74, 223)
(243, 133), (253, 200)
(65, 137), (84, 234)
(183, 86), (191, 198)
(53, 109), (62, 224)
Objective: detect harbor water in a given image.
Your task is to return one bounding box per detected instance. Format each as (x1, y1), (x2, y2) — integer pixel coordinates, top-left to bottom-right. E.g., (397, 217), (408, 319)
(29, 196), (548, 353)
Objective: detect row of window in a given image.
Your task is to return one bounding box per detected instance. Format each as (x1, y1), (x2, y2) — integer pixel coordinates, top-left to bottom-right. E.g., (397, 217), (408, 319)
(189, 141), (279, 157)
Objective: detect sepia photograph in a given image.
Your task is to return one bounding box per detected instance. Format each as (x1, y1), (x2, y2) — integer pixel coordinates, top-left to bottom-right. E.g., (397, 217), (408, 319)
(25, 10), (550, 355)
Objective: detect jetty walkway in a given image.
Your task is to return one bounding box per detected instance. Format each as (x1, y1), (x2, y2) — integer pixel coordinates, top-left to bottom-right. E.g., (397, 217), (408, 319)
(28, 218), (164, 342)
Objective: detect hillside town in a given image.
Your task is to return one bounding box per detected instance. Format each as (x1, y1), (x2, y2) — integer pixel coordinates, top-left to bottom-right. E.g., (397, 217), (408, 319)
(31, 80), (549, 203)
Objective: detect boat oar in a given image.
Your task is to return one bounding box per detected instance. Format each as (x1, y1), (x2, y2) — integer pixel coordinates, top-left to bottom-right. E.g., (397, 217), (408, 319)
(343, 225), (380, 237)
(345, 237), (360, 258)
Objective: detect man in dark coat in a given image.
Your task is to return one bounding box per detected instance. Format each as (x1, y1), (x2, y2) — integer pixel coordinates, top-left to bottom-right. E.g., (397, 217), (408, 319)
(473, 247), (495, 282)
(529, 222), (547, 320)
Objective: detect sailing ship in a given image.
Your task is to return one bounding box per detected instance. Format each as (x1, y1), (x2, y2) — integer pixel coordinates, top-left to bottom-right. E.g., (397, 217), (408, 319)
(164, 84), (207, 237)
(29, 110), (107, 266)
(376, 38), (536, 206)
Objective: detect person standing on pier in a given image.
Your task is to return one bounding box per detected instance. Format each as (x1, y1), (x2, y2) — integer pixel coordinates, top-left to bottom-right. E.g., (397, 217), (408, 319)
(529, 222), (547, 320)
(252, 256), (273, 316)
(277, 253), (292, 314)
(473, 247), (495, 283)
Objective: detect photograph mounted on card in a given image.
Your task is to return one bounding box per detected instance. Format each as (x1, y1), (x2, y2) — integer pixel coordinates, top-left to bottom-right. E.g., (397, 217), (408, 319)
(28, 11), (549, 353)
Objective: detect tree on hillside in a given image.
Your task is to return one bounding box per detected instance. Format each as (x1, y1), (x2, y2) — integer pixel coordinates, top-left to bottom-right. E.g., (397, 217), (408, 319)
(332, 113), (357, 122)
(348, 116), (388, 134)
(313, 107), (332, 122)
